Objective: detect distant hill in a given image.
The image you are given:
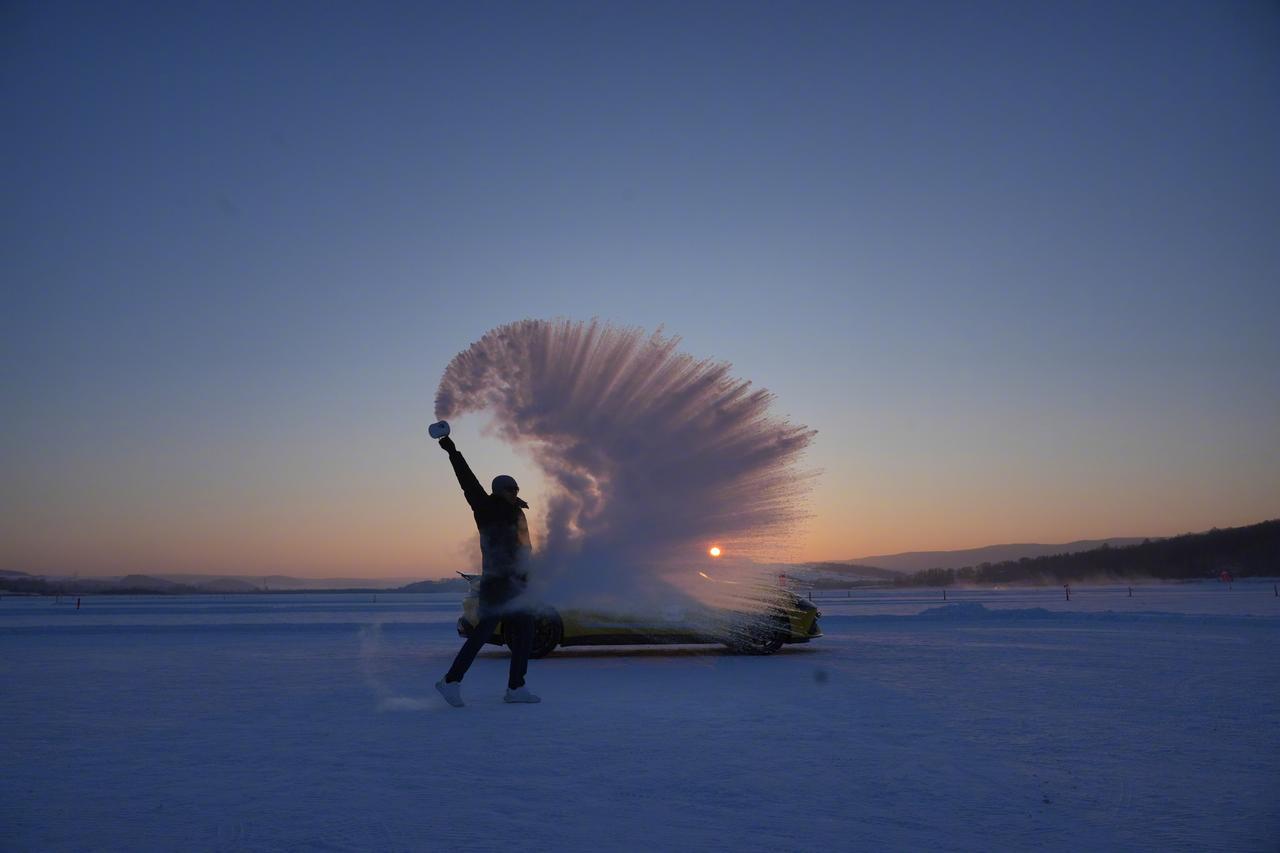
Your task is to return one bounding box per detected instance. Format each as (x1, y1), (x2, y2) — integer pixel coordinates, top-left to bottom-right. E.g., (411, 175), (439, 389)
(118, 574), (188, 591)
(396, 578), (470, 593)
(783, 562), (902, 588)
(154, 573), (418, 591)
(849, 538), (1150, 573)
(896, 519), (1279, 586)
(197, 577), (261, 593)
(0, 571), (469, 595)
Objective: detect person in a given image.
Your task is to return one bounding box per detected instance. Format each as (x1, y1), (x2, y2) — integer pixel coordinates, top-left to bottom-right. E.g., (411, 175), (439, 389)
(434, 433), (541, 706)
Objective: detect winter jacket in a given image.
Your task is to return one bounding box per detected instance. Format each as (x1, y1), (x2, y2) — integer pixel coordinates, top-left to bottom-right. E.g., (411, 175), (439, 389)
(447, 448), (532, 602)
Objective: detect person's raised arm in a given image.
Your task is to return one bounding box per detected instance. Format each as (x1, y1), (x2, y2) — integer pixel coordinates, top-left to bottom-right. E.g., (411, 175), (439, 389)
(438, 436), (486, 511)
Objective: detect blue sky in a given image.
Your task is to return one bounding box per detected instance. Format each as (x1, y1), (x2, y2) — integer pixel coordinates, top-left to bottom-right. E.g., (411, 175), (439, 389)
(3, 1), (1277, 576)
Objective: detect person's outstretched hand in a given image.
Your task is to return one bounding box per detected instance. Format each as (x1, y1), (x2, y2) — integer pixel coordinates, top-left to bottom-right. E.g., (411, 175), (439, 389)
(438, 436), (456, 453)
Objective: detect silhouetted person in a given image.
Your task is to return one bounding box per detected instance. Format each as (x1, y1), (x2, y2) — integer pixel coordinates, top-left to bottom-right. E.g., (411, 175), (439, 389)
(434, 434), (540, 706)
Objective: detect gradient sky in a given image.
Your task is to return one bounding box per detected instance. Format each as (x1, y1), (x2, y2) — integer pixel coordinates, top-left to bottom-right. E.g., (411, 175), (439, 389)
(3, 1), (1278, 578)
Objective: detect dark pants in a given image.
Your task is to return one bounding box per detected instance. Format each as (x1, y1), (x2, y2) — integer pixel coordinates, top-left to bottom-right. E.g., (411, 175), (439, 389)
(445, 608), (533, 690)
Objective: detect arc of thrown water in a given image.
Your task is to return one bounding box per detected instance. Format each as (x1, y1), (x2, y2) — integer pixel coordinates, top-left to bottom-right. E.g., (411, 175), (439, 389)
(435, 319), (817, 602)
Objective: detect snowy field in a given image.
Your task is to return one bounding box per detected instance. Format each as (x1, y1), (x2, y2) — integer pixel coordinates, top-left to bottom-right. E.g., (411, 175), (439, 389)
(2, 582), (1277, 852)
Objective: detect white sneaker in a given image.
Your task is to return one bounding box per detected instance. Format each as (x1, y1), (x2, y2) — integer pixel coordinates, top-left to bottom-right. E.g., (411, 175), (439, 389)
(435, 680), (464, 708)
(504, 686), (541, 704)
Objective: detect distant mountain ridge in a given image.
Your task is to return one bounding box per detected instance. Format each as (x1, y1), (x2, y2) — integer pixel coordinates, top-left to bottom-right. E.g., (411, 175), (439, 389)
(8, 525), (1271, 595)
(848, 538), (1150, 573)
(782, 562), (902, 588)
(895, 520), (1278, 586)
(153, 573), (421, 591)
(0, 571), (468, 595)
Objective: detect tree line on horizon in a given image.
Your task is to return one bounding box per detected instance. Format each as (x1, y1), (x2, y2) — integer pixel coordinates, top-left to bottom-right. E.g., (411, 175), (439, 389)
(894, 519), (1280, 587)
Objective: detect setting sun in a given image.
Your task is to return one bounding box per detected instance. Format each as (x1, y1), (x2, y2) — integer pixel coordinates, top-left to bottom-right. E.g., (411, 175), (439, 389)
(708, 546), (722, 557)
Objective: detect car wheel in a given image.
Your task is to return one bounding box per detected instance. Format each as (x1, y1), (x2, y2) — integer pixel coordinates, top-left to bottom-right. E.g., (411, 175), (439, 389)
(505, 611), (563, 659)
(729, 615), (788, 655)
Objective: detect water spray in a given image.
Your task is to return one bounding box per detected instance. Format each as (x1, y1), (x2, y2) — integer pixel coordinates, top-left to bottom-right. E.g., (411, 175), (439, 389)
(434, 319), (817, 613)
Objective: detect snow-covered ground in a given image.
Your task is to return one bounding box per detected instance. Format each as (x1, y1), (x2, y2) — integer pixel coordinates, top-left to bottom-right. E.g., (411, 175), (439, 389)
(3, 581), (1277, 852)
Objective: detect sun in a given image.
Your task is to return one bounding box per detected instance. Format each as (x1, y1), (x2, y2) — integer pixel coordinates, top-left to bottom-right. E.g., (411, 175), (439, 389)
(708, 546), (722, 558)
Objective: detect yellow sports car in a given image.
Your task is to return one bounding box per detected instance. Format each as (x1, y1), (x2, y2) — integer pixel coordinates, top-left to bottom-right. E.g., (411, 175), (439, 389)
(455, 573), (822, 657)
